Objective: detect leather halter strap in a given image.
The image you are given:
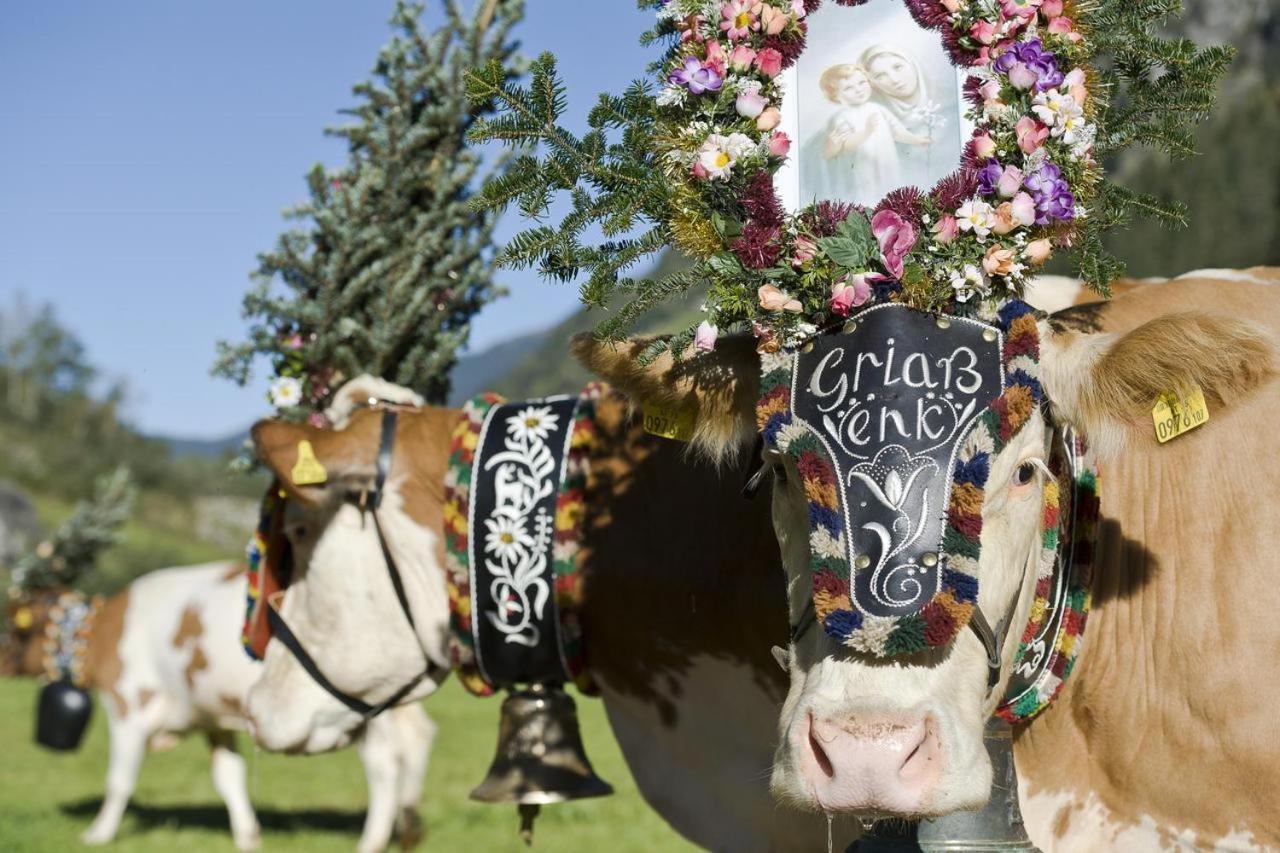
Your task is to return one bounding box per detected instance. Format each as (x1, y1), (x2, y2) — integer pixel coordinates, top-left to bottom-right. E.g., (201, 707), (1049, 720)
(267, 409), (448, 720)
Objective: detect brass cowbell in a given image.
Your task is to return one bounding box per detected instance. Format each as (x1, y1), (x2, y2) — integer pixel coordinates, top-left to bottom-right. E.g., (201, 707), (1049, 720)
(470, 684), (613, 844)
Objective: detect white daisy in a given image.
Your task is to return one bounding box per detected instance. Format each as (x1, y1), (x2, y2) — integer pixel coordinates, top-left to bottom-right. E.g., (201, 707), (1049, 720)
(507, 405), (558, 443)
(956, 199), (998, 240)
(269, 376), (303, 408)
(484, 516), (534, 564)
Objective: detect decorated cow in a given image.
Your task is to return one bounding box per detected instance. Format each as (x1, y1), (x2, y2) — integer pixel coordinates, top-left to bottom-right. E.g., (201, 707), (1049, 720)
(577, 267), (1280, 848)
(1, 564), (432, 852)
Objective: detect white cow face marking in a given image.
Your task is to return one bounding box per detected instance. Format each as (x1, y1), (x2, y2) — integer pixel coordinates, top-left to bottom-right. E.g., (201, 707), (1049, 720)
(766, 412), (1050, 818)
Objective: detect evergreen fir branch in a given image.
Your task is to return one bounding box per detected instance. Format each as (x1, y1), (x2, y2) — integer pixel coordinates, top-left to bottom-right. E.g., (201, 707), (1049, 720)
(11, 467), (136, 591)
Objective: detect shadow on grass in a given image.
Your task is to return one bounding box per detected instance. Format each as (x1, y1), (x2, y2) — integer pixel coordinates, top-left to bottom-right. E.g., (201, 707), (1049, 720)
(59, 798), (365, 835)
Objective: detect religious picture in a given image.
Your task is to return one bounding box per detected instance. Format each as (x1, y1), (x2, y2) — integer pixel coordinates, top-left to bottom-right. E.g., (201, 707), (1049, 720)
(775, 0), (970, 211)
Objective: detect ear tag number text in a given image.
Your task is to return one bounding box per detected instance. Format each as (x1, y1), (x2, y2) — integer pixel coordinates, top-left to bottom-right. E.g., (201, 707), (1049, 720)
(1152, 386), (1209, 444)
(643, 404), (695, 442)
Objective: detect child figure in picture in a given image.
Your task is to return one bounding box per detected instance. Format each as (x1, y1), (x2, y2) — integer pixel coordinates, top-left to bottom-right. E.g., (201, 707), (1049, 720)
(819, 63), (930, 203)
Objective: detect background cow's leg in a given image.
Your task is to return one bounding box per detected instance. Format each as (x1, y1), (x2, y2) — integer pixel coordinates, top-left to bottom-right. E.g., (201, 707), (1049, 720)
(208, 730), (261, 851)
(80, 710), (148, 845)
(355, 712), (401, 853)
(392, 703), (434, 849)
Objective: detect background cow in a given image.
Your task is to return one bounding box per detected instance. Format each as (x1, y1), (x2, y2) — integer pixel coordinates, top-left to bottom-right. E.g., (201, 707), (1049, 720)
(575, 268), (1280, 850)
(2, 562), (433, 853)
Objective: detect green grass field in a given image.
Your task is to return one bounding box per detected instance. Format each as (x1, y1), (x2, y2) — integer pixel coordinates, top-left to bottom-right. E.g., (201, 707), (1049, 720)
(0, 677), (700, 852)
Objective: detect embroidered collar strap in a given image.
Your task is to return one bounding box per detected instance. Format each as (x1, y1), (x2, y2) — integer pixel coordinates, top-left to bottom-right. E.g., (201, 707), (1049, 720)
(757, 300), (1044, 656)
(997, 428), (1097, 723)
(444, 386), (602, 697)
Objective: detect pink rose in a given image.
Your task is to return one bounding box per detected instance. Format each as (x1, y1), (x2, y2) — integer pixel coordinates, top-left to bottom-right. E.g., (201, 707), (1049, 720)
(1001, 0), (1042, 19)
(1026, 238), (1054, 265)
(942, 0), (962, 10)
(791, 235), (816, 267)
(754, 47), (784, 78)
(933, 215), (959, 244)
(758, 284), (802, 313)
(704, 40), (727, 75)
(992, 203), (1015, 236)
(972, 133), (997, 159)
(1015, 116), (1049, 154)
(307, 411), (331, 429)
(871, 210), (917, 280)
(736, 87), (768, 119)
(692, 159), (709, 179)
(752, 321), (780, 354)
(791, 0), (807, 18)
(1064, 68), (1088, 104)
(1008, 62), (1038, 90)
(970, 20), (999, 45)
(1010, 192), (1037, 227)
(1040, 0), (1064, 18)
(979, 79), (1002, 102)
(1049, 16), (1082, 41)
(756, 106), (782, 131)
(997, 165), (1024, 198)
(695, 320), (719, 353)
(983, 244), (1017, 277)
(729, 44), (757, 71)
(767, 130), (791, 156)
(830, 274), (873, 317)
(760, 4), (789, 35)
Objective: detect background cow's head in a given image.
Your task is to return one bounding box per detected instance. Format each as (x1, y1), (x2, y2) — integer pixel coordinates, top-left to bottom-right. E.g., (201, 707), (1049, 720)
(1, 590), (58, 678)
(574, 288), (1276, 819)
(246, 377), (454, 754)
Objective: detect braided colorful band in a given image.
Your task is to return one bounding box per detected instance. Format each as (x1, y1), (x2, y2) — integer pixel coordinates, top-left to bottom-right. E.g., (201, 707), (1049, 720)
(757, 299), (1043, 655)
(42, 591), (100, 687)
(997, 430), (1097, 723)
(444, 387), (602, 697)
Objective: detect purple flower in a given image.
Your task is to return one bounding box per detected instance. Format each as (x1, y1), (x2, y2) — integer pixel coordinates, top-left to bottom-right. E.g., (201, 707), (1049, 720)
(669, 55), (723, 95)
(1024, 162), (1076, 224)
(977, 158), (1004, 196)
(995, 39), (1063, 93)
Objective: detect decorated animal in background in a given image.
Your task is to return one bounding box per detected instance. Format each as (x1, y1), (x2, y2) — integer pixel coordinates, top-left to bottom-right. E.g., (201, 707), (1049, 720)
(1, 565), (433, 853)
(573, 267), (1280, 849)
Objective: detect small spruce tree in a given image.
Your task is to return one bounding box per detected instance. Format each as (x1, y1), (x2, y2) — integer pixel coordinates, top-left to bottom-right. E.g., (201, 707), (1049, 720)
(215, 0), (524, 413)
(10, 467), (136, 593)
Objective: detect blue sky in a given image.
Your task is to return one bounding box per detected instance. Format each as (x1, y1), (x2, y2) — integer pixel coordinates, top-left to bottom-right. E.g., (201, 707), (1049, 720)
(0, 1), (655, 438)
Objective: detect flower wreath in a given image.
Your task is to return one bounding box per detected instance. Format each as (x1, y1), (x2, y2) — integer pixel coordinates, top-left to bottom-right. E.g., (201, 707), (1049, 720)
(655, 0), (1101, 349)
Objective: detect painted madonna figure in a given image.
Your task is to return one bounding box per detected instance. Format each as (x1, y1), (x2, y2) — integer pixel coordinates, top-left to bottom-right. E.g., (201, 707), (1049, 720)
(860, 43), (947, 192)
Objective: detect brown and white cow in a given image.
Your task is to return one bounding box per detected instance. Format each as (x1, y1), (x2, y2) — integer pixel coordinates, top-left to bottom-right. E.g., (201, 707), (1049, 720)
(2, 563), (433, 852)
(576, 267), (1280, 850)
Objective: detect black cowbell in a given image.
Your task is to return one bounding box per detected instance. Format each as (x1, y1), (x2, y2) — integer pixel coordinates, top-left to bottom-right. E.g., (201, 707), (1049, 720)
(35, 679), (93, 751)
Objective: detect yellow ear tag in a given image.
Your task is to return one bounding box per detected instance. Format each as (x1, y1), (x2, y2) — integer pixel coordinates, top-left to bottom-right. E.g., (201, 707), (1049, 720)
(1152, 386), (1210, 444)
(643, 403), (696, 443)
(13, 607), (33, 631)
(290, 440), (328, 486)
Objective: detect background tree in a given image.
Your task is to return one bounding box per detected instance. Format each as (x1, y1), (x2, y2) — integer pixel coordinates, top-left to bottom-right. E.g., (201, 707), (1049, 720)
(215, 0), (525, 413)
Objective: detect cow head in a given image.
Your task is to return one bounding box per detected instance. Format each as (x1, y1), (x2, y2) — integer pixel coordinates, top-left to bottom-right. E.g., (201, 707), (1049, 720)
(246, 394), (456, 754)
(574, 301), (1276, 819)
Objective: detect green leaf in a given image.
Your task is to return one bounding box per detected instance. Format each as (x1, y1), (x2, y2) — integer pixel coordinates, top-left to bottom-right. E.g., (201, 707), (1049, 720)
(817, 235), (873, 270)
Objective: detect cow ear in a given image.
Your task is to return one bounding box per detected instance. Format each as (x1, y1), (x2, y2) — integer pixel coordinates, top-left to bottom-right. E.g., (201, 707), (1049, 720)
(1039, 312), (1277, 457)
(571, 332), (761, 464)
(251, 414), (381, 506)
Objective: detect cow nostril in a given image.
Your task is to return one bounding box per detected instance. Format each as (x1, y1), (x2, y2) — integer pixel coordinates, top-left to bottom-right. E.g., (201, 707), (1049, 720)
(807, 715), (835, 779)
(898, 724), (938, 788)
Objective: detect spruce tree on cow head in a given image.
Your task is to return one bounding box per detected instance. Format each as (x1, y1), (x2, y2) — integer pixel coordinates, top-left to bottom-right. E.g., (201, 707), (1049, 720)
(214, 0), (524, 416)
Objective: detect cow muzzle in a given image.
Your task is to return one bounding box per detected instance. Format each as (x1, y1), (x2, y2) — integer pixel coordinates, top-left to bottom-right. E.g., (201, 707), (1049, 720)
(793, 711), (941, 816)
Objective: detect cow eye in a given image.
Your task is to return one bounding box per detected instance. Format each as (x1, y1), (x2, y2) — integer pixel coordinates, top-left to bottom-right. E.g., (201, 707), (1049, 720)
(1013, 461), (1038, 487)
